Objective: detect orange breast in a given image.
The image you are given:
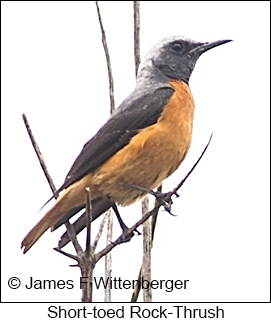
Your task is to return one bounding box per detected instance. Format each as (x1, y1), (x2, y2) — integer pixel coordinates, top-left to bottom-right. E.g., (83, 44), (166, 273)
(87, 80), (195, 205)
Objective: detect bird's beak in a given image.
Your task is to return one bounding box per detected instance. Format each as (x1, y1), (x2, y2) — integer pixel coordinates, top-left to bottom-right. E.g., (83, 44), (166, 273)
(189, 39), (233, 56)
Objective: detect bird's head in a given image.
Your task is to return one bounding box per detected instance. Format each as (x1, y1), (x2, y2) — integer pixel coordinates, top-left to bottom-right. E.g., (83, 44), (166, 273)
(138, 36), (232, 84)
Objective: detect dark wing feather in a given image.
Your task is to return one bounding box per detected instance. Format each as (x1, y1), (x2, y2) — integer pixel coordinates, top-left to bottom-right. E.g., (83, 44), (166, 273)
(57, 85), (174, 193)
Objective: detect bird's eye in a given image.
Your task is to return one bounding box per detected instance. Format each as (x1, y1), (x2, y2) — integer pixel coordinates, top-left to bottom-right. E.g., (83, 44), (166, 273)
(171, 42), (183, 52)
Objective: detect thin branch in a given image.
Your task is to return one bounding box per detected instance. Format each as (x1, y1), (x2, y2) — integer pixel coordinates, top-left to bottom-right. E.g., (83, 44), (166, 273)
(95, 205), (159, 263)
(22, 114), (58, 197)
(105, 209), (113, 302)
(171, 133), (213, 195)
(81, 188), (94, 302)
(133, 1), (141, 76)
(151, 184), (162, 243)
(133, 1), (154, 303)
(65, 221), (83, 255)
(130, 184), (161, 302)
(142, 198), (152, 302)
(55, 190), (96, 302)
(95, 1), (115, 302)
(131, 267), (142, 302)
(85, 187), (93, 255)
(53, 247), (79, 262)
(80, 254), (95, 303)
(95, 1), (115, 113)
(92, 212), (108, 251)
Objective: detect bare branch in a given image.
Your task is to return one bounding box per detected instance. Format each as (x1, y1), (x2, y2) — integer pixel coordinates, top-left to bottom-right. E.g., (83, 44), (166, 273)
(133, 1), (141, 76)
(171, 133), (213, 195)
(151, 184), (162, 242)
(130, 184), (161, 302)
(65, 221), (83, 255)
(95, 1), (115, 113)
(55, 189), (96, 302)
(95, 205), (160, 263)
(105, 209), (113, 302)
(85, 187), (93, 255)
(80, 256), (95, 302)
(95, 1), (116, 302)
(133, 1), (154, 302)
(131, 267), (142, 302)
(142, 198), (152, 302)
(53, 247), (79, 262)
(92, 213), (108, 251)
(22, 114), (58, 197)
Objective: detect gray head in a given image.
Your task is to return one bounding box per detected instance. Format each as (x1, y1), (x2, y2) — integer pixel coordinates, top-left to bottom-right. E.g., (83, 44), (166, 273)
(137, 36), (232, 84)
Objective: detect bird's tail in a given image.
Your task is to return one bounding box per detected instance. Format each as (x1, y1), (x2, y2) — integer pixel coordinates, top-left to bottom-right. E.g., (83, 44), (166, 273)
(21, 194), (113, 254)
(21, 188), (80, 254)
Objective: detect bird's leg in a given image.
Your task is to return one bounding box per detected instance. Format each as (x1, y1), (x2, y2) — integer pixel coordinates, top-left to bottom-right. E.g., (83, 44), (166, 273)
(112, 204), (141, 243)
(112, 203), (128, 231)
(127, 184), (178, 216)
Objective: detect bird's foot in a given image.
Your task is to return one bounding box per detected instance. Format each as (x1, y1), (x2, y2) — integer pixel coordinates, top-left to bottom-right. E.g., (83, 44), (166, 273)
(127, 184), (179, 216)
(112, 204), (141, 244)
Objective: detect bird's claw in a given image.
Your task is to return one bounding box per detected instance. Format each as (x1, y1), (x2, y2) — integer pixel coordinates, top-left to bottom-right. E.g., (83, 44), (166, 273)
(127, 183), (177, 216)
(115, 229), (135, 244)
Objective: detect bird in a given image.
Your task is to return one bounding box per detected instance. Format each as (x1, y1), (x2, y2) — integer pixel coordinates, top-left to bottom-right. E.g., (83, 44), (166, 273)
(21, 35), (232, 253)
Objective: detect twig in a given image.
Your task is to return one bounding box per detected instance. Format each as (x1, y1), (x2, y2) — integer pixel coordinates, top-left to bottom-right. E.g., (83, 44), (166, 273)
(82, 187), (94, 302)
(171, 134), (213, 195)
(95, 1), (115, 114)
(130, 185), (161, 302)
(92, 212), (108, 251)
(142, 197), (152, 302)
(65, 221), (83, 255)
(131, 267), (142, 302)
(132, 1), (154, 303)
(151, 184), (162, 243)
(105, 209), (113, 302)
(95, 0), (115, 302)
(53, 247), (79, 262)
(133, 1), (141, 76)
(95, 205), (159, 263)
(80, 250), (95, 302)
(22, 114), (58, 197)
(85, 187), (92, 255)
(55, 189), (96, 302)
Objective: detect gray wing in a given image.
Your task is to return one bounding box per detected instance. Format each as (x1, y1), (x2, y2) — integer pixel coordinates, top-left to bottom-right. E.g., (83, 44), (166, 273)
(55, 85), (174, 196)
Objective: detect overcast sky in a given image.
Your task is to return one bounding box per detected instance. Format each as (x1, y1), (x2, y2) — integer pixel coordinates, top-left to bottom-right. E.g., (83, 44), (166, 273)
(1, 0), (270, 310)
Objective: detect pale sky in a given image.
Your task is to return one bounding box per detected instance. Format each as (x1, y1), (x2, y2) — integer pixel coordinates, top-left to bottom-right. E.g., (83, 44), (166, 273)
(1, 0), (270, 312)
